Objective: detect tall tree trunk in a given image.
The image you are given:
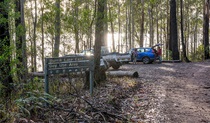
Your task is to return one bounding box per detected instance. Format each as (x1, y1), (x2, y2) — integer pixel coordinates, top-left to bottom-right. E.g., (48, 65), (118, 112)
(118, 0), (121, 52)
(87, 0), (96, 49)
(53, 0), (61, 57)
(156, 5), (159, 44)
(33, 0), (37, 71)
(28, 10), (34, 71)
(128, 0), (131, 49)
(108, 5), (115, 52)
(166, 0), (170, 60)
(125, 4), (128, 51)
(104, 3), (108, 47)
(41, 0), (44, 71)
(74, 1), (79, 53)
(180, 0), (190, 62)
(203, 0), (210, 59)
(194, 8), (199, 54)
(149, 4), (154, 47)
(170, 0), (179, 60)
(139, 0), (144, 47)
(21, 0), (27, 80)
(102, 0), (108, 47)
(15, 0), (28, 82)
(185, 3), (190, 56)
(94, 0), (106, 83)
(131, 0), (134, 48)
(9, 0), (17, 81)
(0, 0), (13, 105)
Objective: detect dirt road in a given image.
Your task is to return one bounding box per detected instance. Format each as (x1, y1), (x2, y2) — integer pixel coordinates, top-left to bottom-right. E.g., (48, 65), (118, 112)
(121, 60), (210, 123)
(30, 60), (210, 122)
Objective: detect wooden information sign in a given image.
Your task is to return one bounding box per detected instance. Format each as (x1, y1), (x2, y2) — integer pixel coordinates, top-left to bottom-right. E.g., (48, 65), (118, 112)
(44, 55), (94, 95)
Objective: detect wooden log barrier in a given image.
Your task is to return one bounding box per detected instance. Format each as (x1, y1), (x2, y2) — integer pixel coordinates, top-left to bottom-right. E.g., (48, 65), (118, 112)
(31, 70), (139, 79)
(106, 71), (139, 78)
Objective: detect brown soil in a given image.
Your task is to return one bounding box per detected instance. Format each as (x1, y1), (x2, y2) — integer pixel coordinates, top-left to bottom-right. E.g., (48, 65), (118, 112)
(120, 60), (210, 123)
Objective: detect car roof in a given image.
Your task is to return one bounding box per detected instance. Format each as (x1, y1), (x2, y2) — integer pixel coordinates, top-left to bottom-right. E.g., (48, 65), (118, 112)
(134, 47), (152, 49)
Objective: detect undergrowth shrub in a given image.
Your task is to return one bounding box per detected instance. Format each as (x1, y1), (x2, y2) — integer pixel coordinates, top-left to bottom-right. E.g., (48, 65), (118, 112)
(15, 91), (60, 119)
(189, 45), (205, 62)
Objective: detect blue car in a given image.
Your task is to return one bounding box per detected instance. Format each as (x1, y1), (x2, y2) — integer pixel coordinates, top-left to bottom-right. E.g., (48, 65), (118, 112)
(129, 47), (156, 64)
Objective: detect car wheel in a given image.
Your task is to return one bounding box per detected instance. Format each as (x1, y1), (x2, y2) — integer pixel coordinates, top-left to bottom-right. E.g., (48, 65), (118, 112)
(103, 59), (110, 70)
(142, 57), (150, 64)
(112, 63), (121, 69)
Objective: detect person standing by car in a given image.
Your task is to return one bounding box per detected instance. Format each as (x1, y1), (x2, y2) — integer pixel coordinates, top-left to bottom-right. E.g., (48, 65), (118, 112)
(152, 46), (158, 61)
(132, 48), (138, 64)
(157, 46), (162, 63)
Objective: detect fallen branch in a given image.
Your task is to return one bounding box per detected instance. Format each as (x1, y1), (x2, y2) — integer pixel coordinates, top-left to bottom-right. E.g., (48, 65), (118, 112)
(29, 72), (86, 78)
(106, 71), (139, 78)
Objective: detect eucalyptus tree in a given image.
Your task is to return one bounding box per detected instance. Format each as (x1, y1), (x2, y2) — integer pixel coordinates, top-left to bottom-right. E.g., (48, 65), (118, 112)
(83, 0), (96, 49)
(15, 0), (28, 81)
(32, 0), (38, 71)
(139, 0), (144, 47)
(203, 0), (209, 59)
(72, 0), (80, 53)
(0, 0), (13, 105)
(102, 0), (108, 47)
(108, 3), (116, 51)
(128, 0), (132, 49)
(192, 1), (202, 56)
(170, 0), (179, 60)
(40, 0), (45, 70)
(148, 1), (154, 46)
(108, 0), (118, 51)
(180, 0), (190, 62)
(94, 0), (107, 83)
(118, 0), (121, 52)
(53, 0), (61, 57)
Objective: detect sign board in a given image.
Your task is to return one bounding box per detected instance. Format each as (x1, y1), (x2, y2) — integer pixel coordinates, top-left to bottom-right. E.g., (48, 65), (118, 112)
(44, 55), (94, 96)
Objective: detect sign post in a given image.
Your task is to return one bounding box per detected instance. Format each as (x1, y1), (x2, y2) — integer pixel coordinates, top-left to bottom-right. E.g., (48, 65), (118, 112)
(44, 55), (94, 96)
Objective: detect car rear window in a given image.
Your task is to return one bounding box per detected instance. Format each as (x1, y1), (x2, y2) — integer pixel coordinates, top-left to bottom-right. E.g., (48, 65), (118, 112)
(145, 48), (151, 52)
(137, 48), (144, 52)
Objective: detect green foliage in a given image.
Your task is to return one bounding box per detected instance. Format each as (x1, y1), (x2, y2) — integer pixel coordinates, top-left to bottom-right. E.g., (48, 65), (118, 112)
(165, 50), (172, 60)
(15, 90), (60, 118)
(189, 45), (205, 62)
(0, 76), (58, 121)
(0, 39), (12, 85)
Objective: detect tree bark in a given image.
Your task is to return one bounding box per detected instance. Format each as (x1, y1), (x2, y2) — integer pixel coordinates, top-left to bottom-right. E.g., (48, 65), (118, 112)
(170, 0), (180, 60)
(131, 0), (134, 48)
(33, 0), (37, 71)
(125, 4), (128, 51)
(15, 0), (28, 82)
(156, 5), (159, 44)
(102, 0), (108, 47)
(180, 0), (190, 62)
(166, 0), (170, 60)
(118, 0), (121, 52)
(106, 71), (139, 78)
(139, 0), (144, 47)
(108, 5), (115, 52)
(128, 0), (132, 49)
(149, 4), (154, 47)
(94, 0), (107, 84)
(20, 0), (27, 79)
(53, 0), (61, 57)
(203, 0), (209, 59)
(41, 0), (45, 71)
(74, 1), (79, 53)
(194, 8), (199, 54)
